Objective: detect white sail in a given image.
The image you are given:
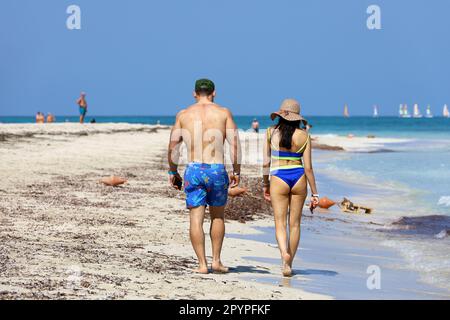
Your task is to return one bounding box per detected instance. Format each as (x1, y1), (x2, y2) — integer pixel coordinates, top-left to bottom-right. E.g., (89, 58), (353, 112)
(444, 104), (450, 118)
(399, 104), (405, 117)
(425, 105), (433, 118)
(413, 104), (423, 118)
(344, 104), (349, 117)
(402, 104), (411, 118)
(373, 105), (379, 117)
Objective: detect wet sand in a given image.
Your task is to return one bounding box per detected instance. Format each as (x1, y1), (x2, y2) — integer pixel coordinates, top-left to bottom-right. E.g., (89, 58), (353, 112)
(231, 207), (450, 299)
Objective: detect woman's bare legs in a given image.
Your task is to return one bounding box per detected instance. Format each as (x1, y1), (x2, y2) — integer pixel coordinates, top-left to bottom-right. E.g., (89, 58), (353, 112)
(270, 176), (292, 276)
(287, 176), (307, 268)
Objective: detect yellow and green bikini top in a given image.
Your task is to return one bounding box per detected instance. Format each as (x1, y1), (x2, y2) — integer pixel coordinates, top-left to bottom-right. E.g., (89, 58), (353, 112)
(267, 127), (309, 171)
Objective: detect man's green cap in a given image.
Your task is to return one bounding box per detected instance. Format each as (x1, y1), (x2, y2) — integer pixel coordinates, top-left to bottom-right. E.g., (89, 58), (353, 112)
(195, 79), (215, 93)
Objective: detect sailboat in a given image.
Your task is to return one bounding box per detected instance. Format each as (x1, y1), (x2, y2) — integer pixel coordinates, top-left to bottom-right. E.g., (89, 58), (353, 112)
(401, 104), (411, 118)
(444, 104), (450, 118)
(343, 104), (349, 118)
(425, 105), (433, 118)
(373, 105), (379, 118)
(413, 104), (423, 118)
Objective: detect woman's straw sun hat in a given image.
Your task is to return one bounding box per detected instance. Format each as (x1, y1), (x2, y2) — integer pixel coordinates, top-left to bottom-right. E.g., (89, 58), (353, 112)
(270, 98), (307, 124)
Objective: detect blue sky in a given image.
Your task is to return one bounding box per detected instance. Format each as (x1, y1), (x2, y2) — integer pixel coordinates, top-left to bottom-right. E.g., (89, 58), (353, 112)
(1, 0), (449, 116)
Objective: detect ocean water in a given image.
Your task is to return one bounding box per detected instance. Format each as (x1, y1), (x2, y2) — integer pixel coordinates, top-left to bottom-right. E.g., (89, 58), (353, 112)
(2, 115), (450, 291)
(328, 136), (450, 291)
(2, 115), (450, 138)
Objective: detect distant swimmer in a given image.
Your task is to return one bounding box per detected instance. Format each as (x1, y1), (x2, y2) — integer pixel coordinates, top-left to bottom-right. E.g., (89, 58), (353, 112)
(252, 118), (260, 133)
(77, 92), (88, 123)
(46, 113), (55, 123)
(36, 112), (45, 124)
(167, 79), (241, 274)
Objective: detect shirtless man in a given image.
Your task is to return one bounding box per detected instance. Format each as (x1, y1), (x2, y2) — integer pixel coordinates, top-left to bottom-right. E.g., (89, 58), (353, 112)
(167, 79), (241, 274)
(46, 113), (55, 123)
(77, 92), (88, 123)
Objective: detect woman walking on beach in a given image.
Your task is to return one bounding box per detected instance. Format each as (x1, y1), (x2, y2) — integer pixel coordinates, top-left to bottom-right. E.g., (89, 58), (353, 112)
(263, 99), (319, 277)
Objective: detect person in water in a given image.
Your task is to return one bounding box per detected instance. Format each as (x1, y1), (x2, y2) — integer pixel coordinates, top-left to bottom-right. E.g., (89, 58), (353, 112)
(77, 92), (88, 123)
(263, 99), (319, 277)
(252, 118), (260, 133)
(167, 79), (241, 274)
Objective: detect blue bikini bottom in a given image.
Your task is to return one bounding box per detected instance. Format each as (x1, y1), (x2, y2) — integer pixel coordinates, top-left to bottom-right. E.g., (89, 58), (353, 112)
(271, 167), (305, 189)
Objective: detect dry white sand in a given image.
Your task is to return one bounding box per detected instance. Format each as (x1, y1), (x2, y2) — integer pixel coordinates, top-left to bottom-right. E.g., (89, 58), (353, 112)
(0, 123), (330, 300)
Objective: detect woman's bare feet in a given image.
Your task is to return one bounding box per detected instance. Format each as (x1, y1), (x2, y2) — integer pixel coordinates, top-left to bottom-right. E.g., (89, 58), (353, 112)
(211, 261), (229, 274)
(282, 252), (292, 277)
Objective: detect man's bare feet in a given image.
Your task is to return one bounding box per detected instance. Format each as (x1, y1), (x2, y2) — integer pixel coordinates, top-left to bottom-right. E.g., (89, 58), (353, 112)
(211, 261), (229, 274)
(282, 253), (292, 277)
(193, 265), (209, 274)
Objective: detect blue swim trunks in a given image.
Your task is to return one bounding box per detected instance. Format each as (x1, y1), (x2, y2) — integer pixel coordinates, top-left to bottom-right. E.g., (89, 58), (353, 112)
(184, 163), (229, 208)
(79, 107), (87, 116)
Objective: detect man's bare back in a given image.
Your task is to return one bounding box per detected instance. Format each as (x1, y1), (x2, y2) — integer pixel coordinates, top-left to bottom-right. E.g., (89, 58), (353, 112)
(176, 102), (233, 164)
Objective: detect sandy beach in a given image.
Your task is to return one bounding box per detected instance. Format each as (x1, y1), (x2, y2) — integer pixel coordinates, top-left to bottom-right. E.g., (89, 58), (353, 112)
(0, 123), (330, 300)
(1, 123), (449, 300)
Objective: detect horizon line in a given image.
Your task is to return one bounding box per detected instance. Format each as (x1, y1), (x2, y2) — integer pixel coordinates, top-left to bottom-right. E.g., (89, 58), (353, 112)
(0, 114), (424, 118)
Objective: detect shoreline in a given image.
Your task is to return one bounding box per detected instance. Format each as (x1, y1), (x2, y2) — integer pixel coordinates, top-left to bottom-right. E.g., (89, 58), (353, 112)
(232, 225), (450, 299)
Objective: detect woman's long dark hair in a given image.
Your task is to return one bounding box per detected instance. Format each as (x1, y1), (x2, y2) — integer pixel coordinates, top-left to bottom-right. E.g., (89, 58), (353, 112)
(275, 117), (301, 149)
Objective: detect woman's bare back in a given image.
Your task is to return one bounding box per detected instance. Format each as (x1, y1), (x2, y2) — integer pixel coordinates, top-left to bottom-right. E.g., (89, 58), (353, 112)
(270, 127), (308, 152)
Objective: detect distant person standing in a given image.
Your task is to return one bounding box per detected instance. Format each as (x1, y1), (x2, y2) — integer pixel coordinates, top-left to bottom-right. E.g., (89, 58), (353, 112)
(77, 92), (88, 123)
(46, 113), (55, 123)
(36, 112), (45, 124)
(252, 118), (260, 133)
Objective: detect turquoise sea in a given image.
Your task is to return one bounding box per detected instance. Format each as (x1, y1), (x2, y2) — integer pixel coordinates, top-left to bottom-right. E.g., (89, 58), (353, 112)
(2, 115), (450, 291)
(2, 115), (450, 138)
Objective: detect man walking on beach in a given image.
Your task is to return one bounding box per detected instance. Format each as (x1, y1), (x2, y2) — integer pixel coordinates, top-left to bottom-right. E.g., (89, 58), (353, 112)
(167, 79), (241, 274)
(77, 92), (88, 123)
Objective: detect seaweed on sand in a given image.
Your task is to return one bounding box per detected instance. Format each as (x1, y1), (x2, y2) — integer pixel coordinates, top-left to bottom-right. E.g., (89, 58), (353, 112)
(225, 177), (272, 222)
